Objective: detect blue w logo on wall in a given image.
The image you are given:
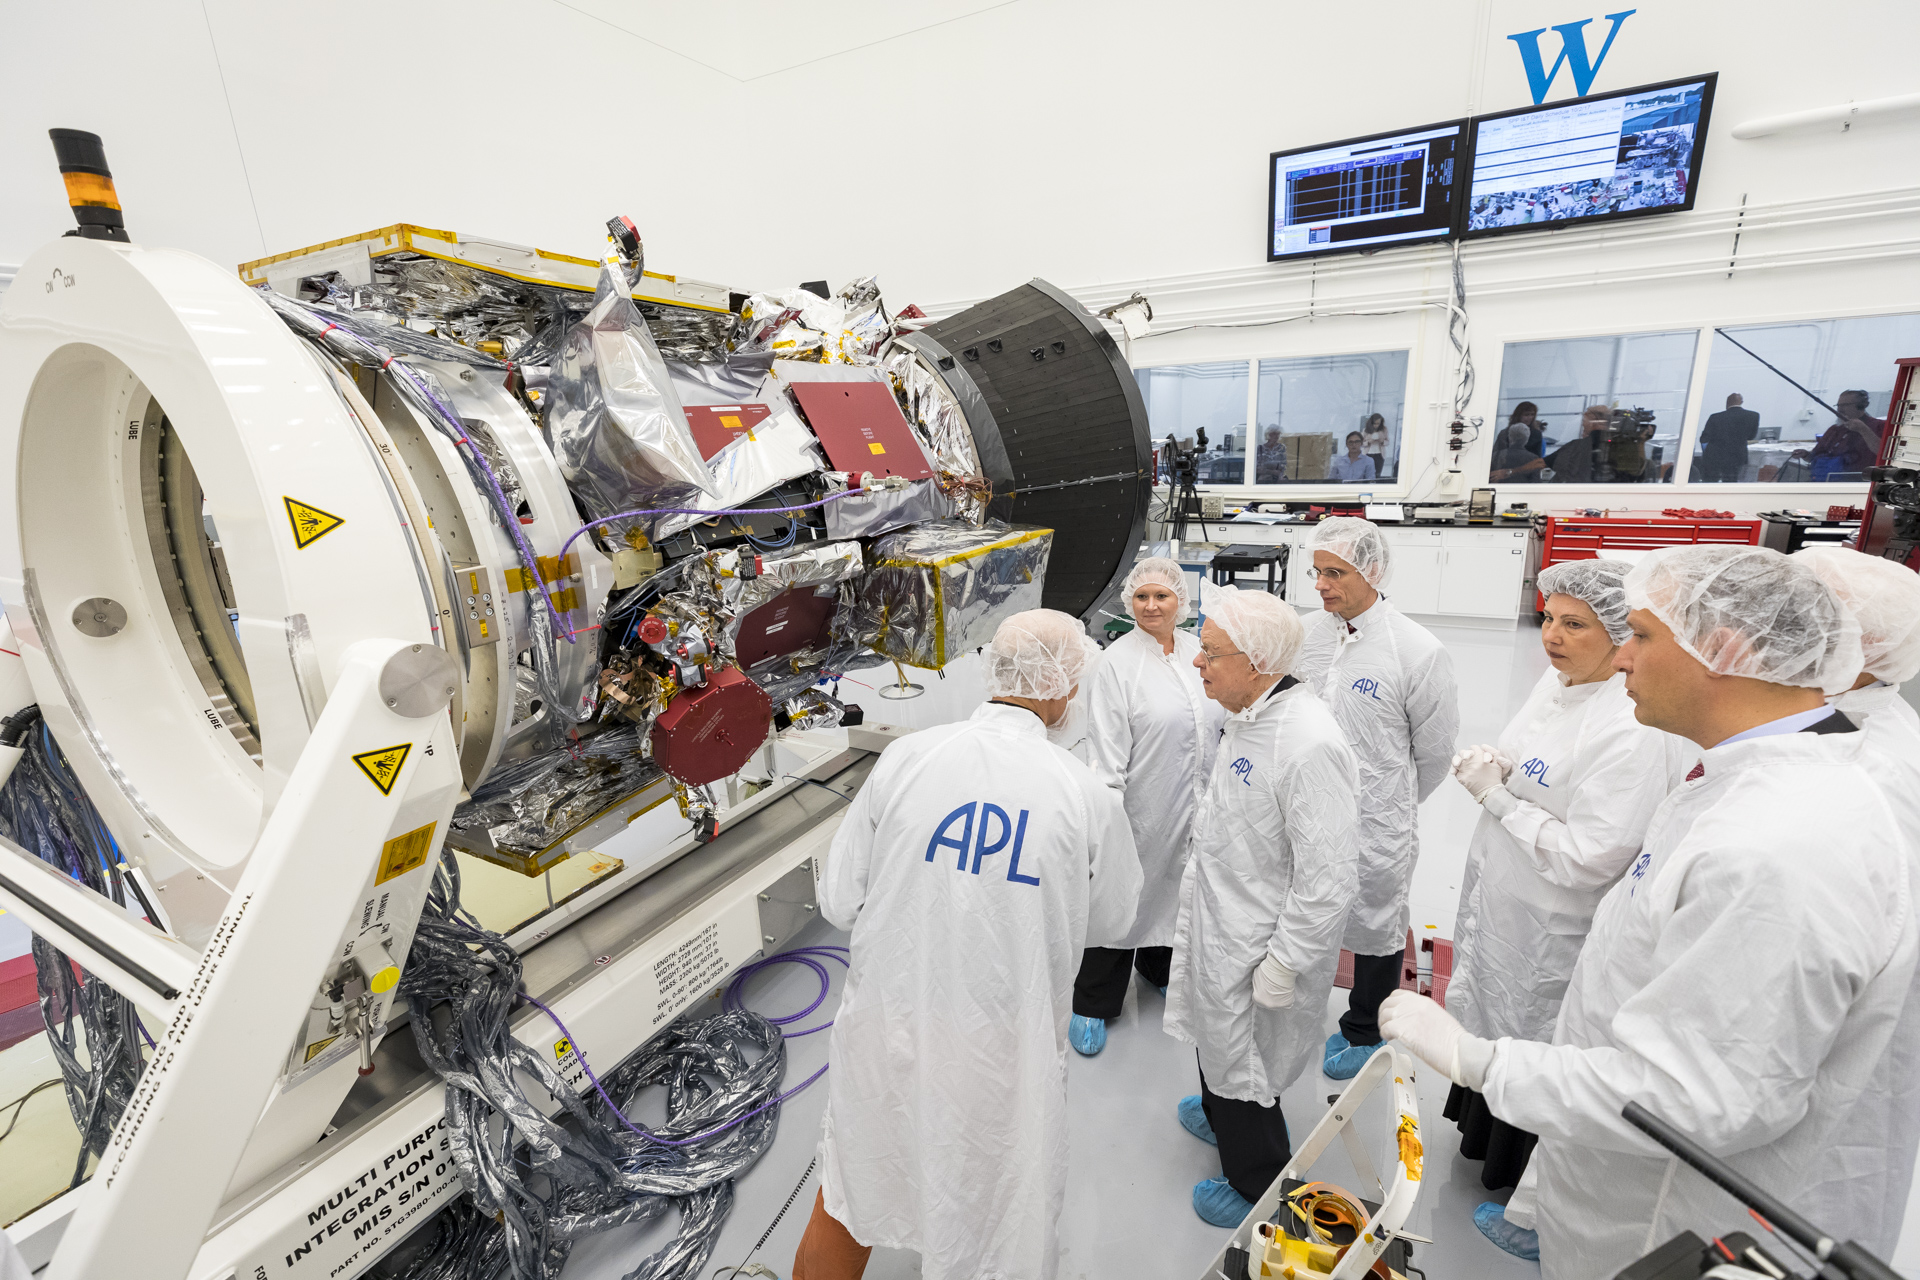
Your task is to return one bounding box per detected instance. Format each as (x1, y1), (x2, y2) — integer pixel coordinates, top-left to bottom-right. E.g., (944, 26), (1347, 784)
(1508, 9), (1635, 104)
(926, 801), (1042, 886)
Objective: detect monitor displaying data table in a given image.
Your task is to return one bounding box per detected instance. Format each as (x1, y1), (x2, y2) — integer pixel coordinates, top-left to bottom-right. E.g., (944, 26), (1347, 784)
(1463, 75), (1716, 237)
(1267, 120), (1467, 261)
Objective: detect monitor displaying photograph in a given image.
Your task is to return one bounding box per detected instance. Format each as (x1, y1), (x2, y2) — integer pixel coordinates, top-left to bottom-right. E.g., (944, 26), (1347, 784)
(1268, 120), (1467, 261)
(1463, 75), (1716, 237)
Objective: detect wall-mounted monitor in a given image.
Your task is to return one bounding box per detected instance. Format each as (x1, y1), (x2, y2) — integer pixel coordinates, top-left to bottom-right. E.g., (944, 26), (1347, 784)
(1462, 74), (1716, 238)
(1267, 120), (1467, 262)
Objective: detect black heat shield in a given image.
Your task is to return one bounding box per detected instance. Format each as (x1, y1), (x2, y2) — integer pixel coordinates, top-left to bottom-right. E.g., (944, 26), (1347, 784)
(901, 279), (1153, 629)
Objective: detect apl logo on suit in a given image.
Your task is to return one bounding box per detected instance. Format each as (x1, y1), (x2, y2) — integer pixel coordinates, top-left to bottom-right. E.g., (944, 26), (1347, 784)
(1507, 9), (1636, 103)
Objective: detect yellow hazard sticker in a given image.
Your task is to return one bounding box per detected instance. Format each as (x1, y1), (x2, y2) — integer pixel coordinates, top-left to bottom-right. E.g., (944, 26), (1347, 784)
(305, 1035), (340, 1063)
(868, 442), (886, 454)
(376, 821), (437, 885)
(353, 743), (413, 796)
(284, 497), (346, 549)
(720, 415), (742, 429)
(554, 1037), (574, 1060)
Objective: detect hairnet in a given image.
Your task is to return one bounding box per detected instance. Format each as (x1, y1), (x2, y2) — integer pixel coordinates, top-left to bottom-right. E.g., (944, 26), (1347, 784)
(1122, 557), (1191, 622)
(1309, 517), (1390, 586)
(1199, 581), (1304, 676)
(1794, 546), (1920, 685)
(1624, 546), (1863, 694)
(982, 609), (1100, 701)
(1538, 558), (1633, 644)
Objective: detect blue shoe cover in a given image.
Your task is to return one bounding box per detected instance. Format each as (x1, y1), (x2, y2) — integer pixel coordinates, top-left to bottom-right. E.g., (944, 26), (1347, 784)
(1192, 1176), (1255, 1227)
(1177, 1095), (1218, 1145)
(1157, 985), (1168, 997)
(1474, 1201), (1541, 1260)
(1322, 1032), (1385, 1080)
(1069, 1014), (1106, 1057)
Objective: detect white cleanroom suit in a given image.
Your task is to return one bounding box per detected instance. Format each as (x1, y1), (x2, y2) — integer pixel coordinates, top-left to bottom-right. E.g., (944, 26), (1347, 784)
(817, 702), (1142, 1280)
(1165, 683), (1359, 1099)
(1480, 727), (1917, 1278)
(1084, 625), (1224, 949)
(1799, 544), (1920, 1256)
(1294, 599), (1458, 954)
(1447, 668), (1690, 1043)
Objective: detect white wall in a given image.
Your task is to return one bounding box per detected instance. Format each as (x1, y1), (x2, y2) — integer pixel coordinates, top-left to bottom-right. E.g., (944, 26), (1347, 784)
(3, 0), (1917, 513)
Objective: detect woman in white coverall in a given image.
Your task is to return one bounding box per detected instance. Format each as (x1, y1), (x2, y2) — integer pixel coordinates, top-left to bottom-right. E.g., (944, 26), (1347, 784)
(1164, 583), (1360, 1227)
(794, 609), (1143, 1280)
(1069, 558), (1224, 1057)
(1443, 559), (1690, 1258)
(1380, 546), (1917, 1280)
(1796, 545), (1920, 1258)
(1292, 517), (1459, 1079)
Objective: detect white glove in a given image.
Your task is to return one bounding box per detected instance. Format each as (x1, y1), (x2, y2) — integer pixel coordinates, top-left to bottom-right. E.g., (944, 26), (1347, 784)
(1378, 990), (1495, 1090)
(1251, 952), (1297, 1009)
(1451, 745), (1510, 804)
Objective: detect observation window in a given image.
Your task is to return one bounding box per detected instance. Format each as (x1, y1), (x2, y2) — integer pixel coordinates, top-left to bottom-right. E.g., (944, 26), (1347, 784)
(1691, 313), (1920, 483)
(1493, 329), (1697, 485)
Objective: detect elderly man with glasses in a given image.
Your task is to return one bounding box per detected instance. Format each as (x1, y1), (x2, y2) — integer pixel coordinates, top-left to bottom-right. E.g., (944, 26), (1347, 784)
(1164, 583), (1361, 1226)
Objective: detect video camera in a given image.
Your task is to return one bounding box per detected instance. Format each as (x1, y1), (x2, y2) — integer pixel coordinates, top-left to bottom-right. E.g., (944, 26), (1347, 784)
(1590, 406), (1660, 482)
(1161, 427), (1209, 486)
(1615, 1103), (1902, 1280)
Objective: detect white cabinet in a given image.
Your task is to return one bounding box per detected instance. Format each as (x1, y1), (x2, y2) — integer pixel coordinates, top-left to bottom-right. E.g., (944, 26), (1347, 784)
(1201, 522), (1529, 621)
(1437, 529), (1529, 618)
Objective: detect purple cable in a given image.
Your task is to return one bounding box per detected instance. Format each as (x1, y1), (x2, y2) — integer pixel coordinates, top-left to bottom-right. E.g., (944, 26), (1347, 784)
(557, 489), (867, 565)
(519, 943), (851, 1148)
(383, 360), (576, 646)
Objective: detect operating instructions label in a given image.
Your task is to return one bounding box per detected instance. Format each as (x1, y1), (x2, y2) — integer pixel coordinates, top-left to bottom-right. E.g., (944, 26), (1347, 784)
(231, 1116), (459, 1279)
(540, 900), (761, 1097)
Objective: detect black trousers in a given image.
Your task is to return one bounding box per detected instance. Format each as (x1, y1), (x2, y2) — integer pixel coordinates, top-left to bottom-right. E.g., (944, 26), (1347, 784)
(1338, 951), (1403, 1046)
(1444, 1083), (1539, 1190)
(1072, 945), (1171, 1019)
(1199, 1059), (1291, 1203)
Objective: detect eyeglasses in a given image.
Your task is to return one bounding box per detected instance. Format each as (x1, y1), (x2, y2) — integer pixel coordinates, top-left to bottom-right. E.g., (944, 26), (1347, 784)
(1305, 566), (1350, 581)
(1197, 647), (1245, 666)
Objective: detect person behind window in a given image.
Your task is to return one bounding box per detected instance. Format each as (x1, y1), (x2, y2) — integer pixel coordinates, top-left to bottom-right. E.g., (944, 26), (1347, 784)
(1508, 401), (1546, 456)
(1809, 390), (1884, 481)
(1696, 393), (1759, 482)
(1329, 431), (1376, 483)
(1543, 406), (1613, 483)
(1362, 414), (1391, 479)
(1254, 427), (1287, 484)
(1491, 424), (1546, 483)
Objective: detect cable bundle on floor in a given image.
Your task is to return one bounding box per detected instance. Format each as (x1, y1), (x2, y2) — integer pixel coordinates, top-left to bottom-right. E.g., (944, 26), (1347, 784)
(0, 710), (149, 1184)
(392, 849), (793, 1280)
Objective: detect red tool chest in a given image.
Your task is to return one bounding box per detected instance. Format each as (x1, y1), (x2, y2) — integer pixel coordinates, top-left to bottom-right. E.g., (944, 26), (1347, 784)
(1536, 509), (1762, 607)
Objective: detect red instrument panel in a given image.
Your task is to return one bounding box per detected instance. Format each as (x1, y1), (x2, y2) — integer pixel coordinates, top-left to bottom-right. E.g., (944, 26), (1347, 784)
(682, 403), (774, 460)
(789, 381), (933, 481)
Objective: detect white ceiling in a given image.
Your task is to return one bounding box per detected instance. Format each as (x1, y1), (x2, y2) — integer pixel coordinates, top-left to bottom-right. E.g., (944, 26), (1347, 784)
(552, 0), (1015, 81)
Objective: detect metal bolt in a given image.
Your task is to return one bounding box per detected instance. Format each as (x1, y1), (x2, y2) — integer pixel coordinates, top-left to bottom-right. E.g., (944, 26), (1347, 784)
(386, 698), (399, 708)
(763, 935), (776, 945)
(758, 893), (769, 902)
(803, 903), (815, 912)
(595, 955), (612, 966)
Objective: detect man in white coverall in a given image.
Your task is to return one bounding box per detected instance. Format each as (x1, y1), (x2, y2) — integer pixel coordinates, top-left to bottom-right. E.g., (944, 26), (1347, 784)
(1795, 545), (1920, 1257)
(793, 609), (1142, 1280)
(1292, 517), (1458, 1079)
(1378, 545), (1918, 1279)
(1164, 583), (1360, 1227)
